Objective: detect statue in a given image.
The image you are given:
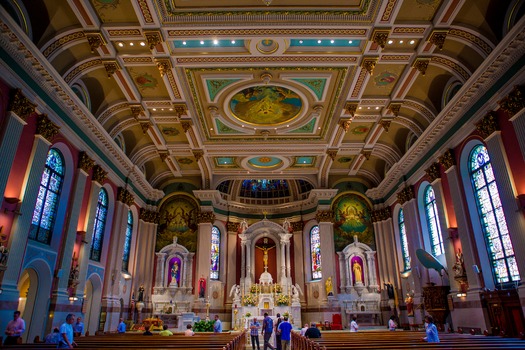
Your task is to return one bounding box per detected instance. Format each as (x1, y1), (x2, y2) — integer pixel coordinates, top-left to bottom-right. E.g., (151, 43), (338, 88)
(405, 293), (414, 316)
(452, 250), (466, 277)
(292, 285), (300, 303)
(138, 285), (145, 302)
(230, 284), (241, 302)
(255, 245), (275, 269)
(0, 230), (8, 266)
(385, 283), (395, 299)
(198, 277), (206, 298)
(282, 218), (291, 232)
(353, 261), (362, 283)
(240, 219), (249, 233)
(171, 261), (179, 286)
(325, 277), (334, 296)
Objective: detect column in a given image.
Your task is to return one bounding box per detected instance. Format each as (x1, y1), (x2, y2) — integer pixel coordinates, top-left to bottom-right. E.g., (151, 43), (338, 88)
(75, 165), (107, 298)
(317, 210), (336, 295)
(337, 252), (346, 291)
(155, 253), (167, 287)
(286, 241), (291, 282)
(366, 251), (378, 287)
(225, 222), (239, 304)
(245, 239), (251, 285)
(279, 237), (286, 285)
(373, 220), (388, 287)
(291, 222), (305, 302)
(239, 234), (246, 289)
(195, 211), (214, 297)
(0, 90), (34, 200)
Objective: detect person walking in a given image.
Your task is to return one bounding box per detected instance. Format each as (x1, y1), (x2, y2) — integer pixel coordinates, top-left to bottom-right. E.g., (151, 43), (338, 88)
(213, 315), (222, 333)
(262, 312), (275, 350)
(422, 315), (440, 343)
(350, 316), (359, 332)
(250, 317), (261, 350)
(4, 310), (25, 345)
(58, 314), (77, 349)
(274, 313), (282, 350)
(277, 316), (293, 350)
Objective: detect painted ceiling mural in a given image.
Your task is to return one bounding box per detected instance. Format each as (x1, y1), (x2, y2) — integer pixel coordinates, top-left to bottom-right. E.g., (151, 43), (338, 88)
(332, 193), (374, 252)
(156, 194), (198, 252)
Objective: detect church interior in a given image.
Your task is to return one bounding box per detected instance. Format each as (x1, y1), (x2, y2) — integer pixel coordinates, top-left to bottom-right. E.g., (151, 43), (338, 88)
(1, 0), (525, 345)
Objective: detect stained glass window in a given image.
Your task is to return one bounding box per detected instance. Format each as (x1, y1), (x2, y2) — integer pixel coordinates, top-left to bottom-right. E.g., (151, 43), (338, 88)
(210, 226), (220, 280)
(29, 148), (64, 244)
(399, 209), (411, 271)
(424, 185), (444, 256)
(122, 210), (133, 272)
(239, 179), (289, 198)
(469, 145), (520, 284)
(310, 225), (322, 280)
(90, 188), (108, 262)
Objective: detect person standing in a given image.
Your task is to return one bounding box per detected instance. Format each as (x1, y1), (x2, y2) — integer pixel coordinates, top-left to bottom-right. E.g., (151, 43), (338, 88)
(73, 317), (84, 337)
(250, 317), (261, 350)
(388, 315), (397, 331)
(262, 312), (275, 350)
(277, 316), (293, 350)
(58, 314), (77, 349)
(117, 318), (126, 334)
(274, 313), (282, 350)
(213, 315), (222, 333)
(300, 323), (309, 336)
(350, 316), (359, 332)
(4, 310), (25, 345)
(422, 315), (440, 343)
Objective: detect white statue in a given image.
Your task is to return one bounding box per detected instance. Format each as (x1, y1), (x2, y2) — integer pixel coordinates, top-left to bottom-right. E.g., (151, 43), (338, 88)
(292, 285), (300, 303)
(240, 219), (248, 233)
(230, 284), (241, 302)
(283, 218), (291, 232)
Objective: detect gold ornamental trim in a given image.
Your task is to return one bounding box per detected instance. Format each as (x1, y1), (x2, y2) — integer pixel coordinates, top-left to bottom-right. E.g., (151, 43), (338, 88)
(425, 162), (441, 182)
(8, 89), (36, 121)
(475, 111), (499, 139)
(344, 102), (358, 117)
(413, 58), (430, 76)
(387, 102), (401, 117)
(499, 85), (525, 117)
(92, 165), (107, 184)
(428, 30), (448, 50)
(197, 211), (215, 224)
(361, 57), (378, 75)
(85, 32), (106, 53)
(227, 221), (240, 232)
(397, 186), (415, 205)
(316, 210), (333, 222)
(439, 149), (456, 171)
(117, 187), (135, 207)
(78, 152), (95, 172)
(291, 221), (304, 232)
(371, 208), (391, 222)
(372, 29), (390, 49)
(140, 208), (159, 223)
(36, 114), (59, 142)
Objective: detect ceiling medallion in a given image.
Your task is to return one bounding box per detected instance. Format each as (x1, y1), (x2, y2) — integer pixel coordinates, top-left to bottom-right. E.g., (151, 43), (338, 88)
(261, 0), (273, 6)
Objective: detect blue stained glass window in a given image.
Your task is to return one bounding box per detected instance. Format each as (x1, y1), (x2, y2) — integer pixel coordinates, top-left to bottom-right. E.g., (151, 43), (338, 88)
(122, 210), (133, 272)
(29, 148), (64, 244)
(239, 179), (289, 198)
(210, 226), (220, 280)
(90, 189), (108, 262)
(399, 209), (411, 271)
(424, 186), (444, 256)
(310, 225), (322, 280)
(469, 145), (520, 284)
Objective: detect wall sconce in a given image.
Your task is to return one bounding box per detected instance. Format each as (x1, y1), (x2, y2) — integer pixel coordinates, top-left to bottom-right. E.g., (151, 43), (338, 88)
(456, 293), (467, 297)
(400, 270), (411, 279)
(68, 296), (78, 301)
(3, 197), (21, 216)
(517, 194), (525, 212)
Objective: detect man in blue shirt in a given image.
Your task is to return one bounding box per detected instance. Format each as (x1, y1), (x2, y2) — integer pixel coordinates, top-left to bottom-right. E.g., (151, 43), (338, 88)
(213, 315), (222, 333)
(249, 317), (261, 350)
(58, 314), (76, 349)
(73, 317), (84, 337)
(262, 313), (275, 350)
(117, 318), (126, 333)
(277, 316), (293, 350)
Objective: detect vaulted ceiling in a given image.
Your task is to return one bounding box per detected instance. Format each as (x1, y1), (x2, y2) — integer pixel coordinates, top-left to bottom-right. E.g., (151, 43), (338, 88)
(4, 0), (517, 201)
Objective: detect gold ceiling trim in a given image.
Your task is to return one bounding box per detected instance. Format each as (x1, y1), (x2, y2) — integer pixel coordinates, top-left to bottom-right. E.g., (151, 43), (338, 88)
(167, 28), (367, 37)
(176, 56), (358, 64)
(64, 58), (103, 84)
(447, 28), (493, 56)
(42, 30), (85, 59)
(107, 29), (142, 37)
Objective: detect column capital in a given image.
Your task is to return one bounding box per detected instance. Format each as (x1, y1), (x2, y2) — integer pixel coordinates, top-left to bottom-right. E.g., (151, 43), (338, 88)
(499, 85), (525, 117)
(8, 89), (36, 121)
(316, 210), (333, 222)
(140, 208), (159, 223)
(371, 208), (391, 222)
(92, 165), (107, 184)
(291, 221), (304, 232)
(397, 185), (415, 205)
(425, 162), (441, 182)
(438, 149), (456, 170)
(197, 210), (215, 224)
(78, 152), (95, 172)
(475, 111), (500, 139)
(36, 114), (59, 142)
(227, 221), (240, 232)
(117, 187), (135, 206)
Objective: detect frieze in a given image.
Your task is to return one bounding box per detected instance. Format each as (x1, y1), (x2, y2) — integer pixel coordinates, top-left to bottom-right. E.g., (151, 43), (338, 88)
(197, 211), (215, 224)
(397, 186), (415, 205)
(439, 149), (456, 171)
(380, 0), (398, 22)
(140, 208), (159, 223)
(499, 85), (525, 117)
(78, 152), (95, 172)
(425, 162), (441, 182)
(92, 165), (107, 184)
(291, 221), (304, 232)
(167, 29), (367, 37)
(475, 111), (499, 139)
(316, 210), (333, 222)
(36, 114), (59, 142)
(8, 89), (36, 121)
(117, 187), (135, 207)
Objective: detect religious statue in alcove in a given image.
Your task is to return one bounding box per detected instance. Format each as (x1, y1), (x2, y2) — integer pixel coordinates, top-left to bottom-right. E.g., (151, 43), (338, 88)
(255, 238), (275, 271)
(198, 277), (206, 298)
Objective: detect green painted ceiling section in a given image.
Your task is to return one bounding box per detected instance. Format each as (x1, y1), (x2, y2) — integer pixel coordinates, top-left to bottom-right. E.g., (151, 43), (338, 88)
(215, 119), (241, 134)
(290, 78), (327, 100)
(206, 78), (241, 101)
(289, 118), (316, 133)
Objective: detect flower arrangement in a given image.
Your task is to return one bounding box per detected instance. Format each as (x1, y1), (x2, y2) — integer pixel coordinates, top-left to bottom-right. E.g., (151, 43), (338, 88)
(245, 312), (252, 318)
(243, 294), (257, 306)
(250, 284), (261, 294)
(283, 312), (289, 318)
(275, 294), (290, 306)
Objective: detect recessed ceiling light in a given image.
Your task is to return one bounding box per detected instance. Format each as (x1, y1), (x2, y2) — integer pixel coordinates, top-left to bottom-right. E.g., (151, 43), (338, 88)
(349, 40), (353, 44)
(330, 40), (335, 44)
(169, 108), (173, 111)
(200, 40), (205, 45)
(118, 42), (124, 47)
(318, 127), (321, 129)
(367, 107), (370, 109)
(129, 42), (134, 46)
(153, 108), (157, 111)
(358, 107), (362, 109)
(254, 128), (257, 130)
(375, 107), (379, 110)
(399, 40), (404, 44)
(161, 108), (164, 111)
(242, 125), (245, 127)
(286, 125), (289, 127)
(210, 128), (213, 130)
(410, 40), (415, 45)
(388, 40), (393, 45)
(182, 41), (187, 45)
(299, 40), (303, 44)
(317, 40), (322, 44)
(231, 40), (236, 44)
(213, 40), (219, 45)
(140, 42), (145, 46)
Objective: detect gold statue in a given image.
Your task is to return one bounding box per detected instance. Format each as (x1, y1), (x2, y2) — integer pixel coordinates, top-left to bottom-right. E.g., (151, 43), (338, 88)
(353, 261), (362, 283)
(325, 277), (334, 296)
(255, 245), (275, 268)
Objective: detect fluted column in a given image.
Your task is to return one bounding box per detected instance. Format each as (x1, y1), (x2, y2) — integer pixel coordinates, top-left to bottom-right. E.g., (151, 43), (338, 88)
(499, 85), (525, 162)
(337, 252), (346, 291)
(366, 251), (378, 287)
(155, 253), (167, 287)
(187, 253), (194, 290)
(0, 115), (58, 292)
(286, 242), (291, 281)
(75, 167), (106, 298)
(373, 221), (387, 287)
(317, 210), (336, 296)
(280, 239), (286, 284)
(0, 90), (35, 200)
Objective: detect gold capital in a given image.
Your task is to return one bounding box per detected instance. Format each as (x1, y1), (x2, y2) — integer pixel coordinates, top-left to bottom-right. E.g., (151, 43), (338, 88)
(36, 114), (59, 142)
(8, 89), (36, 121)
(78, 152), (95, 172)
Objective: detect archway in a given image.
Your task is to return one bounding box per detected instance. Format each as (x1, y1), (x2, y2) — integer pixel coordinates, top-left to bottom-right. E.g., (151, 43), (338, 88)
(83, 273), (103, 335)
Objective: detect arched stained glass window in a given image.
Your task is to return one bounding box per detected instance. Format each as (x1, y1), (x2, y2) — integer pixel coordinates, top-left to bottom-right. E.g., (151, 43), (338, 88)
(210, 226), (220, 280)
(399, 209), (411, 271)
(122, 210), (133, 272)
(239, 179), (289, 198)
(310, 225), (322, 280)
(469, 145), (520, 284)
(424, 185), (444, 256)
(29, 148), (64, 244)
(90, 188), (108, 262)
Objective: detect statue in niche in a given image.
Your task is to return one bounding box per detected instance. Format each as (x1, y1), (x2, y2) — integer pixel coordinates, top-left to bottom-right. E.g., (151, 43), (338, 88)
(353, 260), (363, 283)
(198, 277), (206, 298)
(292, 285), (300, 303)
(405, 293), (414, 316)
(452, 249), (466, 278)
(138, 285), (145, 302)
(256, 245), (275, 269)
(325, 277), (334, 296)
(240, 219), (249, 233)
(171, 261), (179, 286)
(282, 218), (291, 232)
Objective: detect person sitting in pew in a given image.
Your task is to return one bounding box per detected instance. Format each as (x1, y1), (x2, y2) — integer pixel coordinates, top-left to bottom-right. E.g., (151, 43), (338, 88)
(143, 326), (153, 336)
(304, 322), (321, 338)
(159, 325), (173, 336)
(184, 324), (194, 336)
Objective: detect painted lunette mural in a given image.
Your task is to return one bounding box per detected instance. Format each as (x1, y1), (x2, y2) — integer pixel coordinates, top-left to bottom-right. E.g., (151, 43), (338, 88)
(332, 193), (374, 251)
(156, 194), (198, 252)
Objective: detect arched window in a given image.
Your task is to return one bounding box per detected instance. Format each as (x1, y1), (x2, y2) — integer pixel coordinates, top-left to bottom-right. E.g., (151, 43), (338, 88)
(310, 225), (322, 280)
(122, 210), (133, 272)
(399, 209), (410, 271)
(424, 185), (444, 256)
(469, 145), (520, 284)
(210, 226), (220, 280)
(29, 148), (64, 244)
(90, 188), (108, 262)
